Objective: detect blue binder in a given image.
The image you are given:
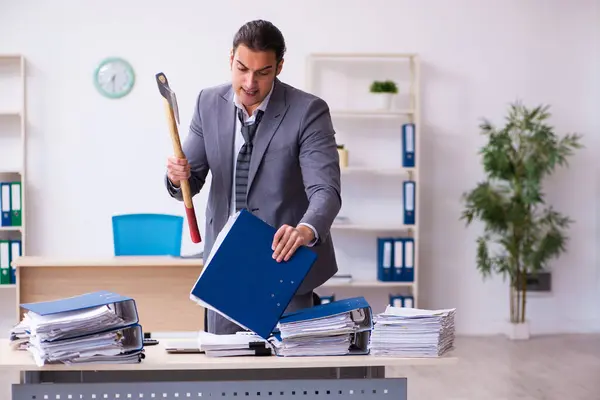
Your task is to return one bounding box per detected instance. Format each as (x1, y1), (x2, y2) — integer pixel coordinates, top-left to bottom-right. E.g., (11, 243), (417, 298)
(402, 295), (415, 308)
(389, 294), (415, 308)
(389, 294), (404, 307)
(44, 323), (145, 356)
(280, 296), (372, 324)
(402, 123), (415, 167)
(20, 290), (140, 339)
(377, 237), (393, 281)
(277, 296), (373, 355)
(401, 237), (414, 282)
(0, 183), (10, 227)
(190, 209), (318, 340)
(403, 180), (415, 225)
(392, 237), (404, 281)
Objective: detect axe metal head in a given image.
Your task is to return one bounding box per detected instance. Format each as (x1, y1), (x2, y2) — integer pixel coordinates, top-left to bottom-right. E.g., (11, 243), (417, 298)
(155, 72), (180, 125)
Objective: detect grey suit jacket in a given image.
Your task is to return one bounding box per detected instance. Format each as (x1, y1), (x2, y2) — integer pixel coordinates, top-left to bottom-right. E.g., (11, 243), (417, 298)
(166, 78), (341, 294)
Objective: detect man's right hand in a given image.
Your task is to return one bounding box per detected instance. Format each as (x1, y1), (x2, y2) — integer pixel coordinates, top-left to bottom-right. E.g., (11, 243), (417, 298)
(167, 156), (191, 188)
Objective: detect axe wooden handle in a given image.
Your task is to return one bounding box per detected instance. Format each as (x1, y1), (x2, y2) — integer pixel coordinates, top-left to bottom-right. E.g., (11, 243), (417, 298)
(157, 73), (201, 244)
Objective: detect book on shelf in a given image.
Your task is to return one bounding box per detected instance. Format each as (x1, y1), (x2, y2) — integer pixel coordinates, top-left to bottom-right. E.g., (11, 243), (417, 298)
(377, 237), (414, 283)
(0, 239), (20, 284)
(0, 181), (21, 227)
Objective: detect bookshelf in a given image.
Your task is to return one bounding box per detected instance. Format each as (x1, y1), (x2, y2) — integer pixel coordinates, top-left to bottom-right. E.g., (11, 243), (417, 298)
(0, 54), (27, 290)
(306, 52), (421, 310)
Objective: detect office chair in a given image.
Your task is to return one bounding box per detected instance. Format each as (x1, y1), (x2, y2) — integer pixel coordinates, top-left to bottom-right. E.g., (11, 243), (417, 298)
(112, 213), (184, 256)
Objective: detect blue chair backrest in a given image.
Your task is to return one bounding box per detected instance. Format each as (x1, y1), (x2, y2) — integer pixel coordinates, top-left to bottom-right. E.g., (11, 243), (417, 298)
(112, 213), (183, 256)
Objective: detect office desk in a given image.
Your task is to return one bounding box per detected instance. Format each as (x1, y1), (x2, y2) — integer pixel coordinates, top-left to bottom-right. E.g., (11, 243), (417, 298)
(0, 340), (455, 400)
(12, 256), (205, 332)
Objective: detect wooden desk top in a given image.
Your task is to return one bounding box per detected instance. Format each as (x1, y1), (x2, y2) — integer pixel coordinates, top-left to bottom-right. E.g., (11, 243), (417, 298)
(0, 340), (455, 371)
(12, 255), (204, 268)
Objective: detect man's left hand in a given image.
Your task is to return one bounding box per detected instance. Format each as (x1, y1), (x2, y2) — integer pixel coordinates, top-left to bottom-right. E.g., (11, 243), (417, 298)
(272, 224), (315, 262)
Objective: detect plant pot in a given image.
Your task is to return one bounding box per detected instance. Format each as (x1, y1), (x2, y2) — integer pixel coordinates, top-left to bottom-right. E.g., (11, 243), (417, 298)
(505, 320), (530, 340)
(337, 147), (348, 168)
(371, 93), (394, 111)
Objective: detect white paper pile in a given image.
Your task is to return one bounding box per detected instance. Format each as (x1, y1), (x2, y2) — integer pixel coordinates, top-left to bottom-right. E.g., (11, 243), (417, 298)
(8, 320), (29, 350)
(369, 306), (456, 357)
(198, 331), (271, 357)
(10, 304), (141, 366)
(269, 313), (360, 356)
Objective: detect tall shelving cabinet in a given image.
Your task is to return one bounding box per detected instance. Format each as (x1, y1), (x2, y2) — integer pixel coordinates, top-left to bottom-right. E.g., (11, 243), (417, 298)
(0, 54), (27, 291)
(306, 53), (421, 311)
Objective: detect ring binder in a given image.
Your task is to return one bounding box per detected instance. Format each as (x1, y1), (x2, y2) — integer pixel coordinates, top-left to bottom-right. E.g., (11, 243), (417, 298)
(16, 291), (144, 366)
(402, 123), (415, 168)
(190, 209), (317, 339)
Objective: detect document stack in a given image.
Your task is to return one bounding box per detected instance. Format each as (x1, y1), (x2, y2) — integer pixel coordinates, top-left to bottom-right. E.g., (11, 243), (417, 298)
(268, 297), (373, 357)
(369, 306), (456, 357)
(198, 331), (271, 357)
(9, 291), (145, 366)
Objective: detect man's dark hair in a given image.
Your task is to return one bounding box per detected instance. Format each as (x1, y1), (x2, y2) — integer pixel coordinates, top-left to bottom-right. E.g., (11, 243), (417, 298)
(233, 20), (286, 63)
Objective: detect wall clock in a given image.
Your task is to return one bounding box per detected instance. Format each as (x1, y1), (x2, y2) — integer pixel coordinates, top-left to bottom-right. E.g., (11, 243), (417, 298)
(93, 57), (135, 99)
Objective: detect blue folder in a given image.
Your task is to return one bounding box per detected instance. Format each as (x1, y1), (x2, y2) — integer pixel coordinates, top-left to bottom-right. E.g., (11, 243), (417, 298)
(279, 296), (372, 326)
(389, 294), (415, 308)
(275, 296), (373, 355)
(402, 295), (415, 308)
(391, 237), (403, 281)
(403, 180), (416, 225)
(402, 123), (415, 167)
(400, 237), (414, 282)
(377, 237), (394, 281)
(20, 290), (140, 339)
(389, 294), (404, 308)
(190, 209), (318, 340)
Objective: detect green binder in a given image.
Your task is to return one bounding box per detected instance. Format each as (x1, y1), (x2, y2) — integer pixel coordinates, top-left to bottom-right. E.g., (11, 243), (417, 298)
(10, 182), (21, 227)
(0, 240), (10, 284)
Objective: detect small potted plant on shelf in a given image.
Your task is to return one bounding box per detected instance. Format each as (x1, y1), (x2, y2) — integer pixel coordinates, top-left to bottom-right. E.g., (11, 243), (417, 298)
(460, 101), (582, 340)
(369, 80), (398, 110)
(337, 144), (348, 169)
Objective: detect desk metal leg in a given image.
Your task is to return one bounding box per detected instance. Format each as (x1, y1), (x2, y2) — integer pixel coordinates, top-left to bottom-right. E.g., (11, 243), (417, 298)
(20, 371), (41, 384)
(13, 376), (407, 400)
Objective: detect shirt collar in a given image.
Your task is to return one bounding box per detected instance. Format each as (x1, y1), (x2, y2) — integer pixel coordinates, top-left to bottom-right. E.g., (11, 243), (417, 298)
(233, 81), (274, 122)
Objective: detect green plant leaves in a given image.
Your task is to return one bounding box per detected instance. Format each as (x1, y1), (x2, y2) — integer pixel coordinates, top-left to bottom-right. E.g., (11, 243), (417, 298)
(460, 101), (583, 322)
(369, 80), (398, 93)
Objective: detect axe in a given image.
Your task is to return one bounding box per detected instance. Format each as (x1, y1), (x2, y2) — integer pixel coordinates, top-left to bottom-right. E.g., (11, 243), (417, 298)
(155, 72), (202, 244)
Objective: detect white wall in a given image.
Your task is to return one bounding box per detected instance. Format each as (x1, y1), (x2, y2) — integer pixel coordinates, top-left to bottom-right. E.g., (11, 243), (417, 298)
(0, 0), (598, 336)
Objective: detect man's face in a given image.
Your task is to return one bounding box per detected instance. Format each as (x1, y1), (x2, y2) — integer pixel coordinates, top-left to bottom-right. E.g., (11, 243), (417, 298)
(230, 44), (283, 112)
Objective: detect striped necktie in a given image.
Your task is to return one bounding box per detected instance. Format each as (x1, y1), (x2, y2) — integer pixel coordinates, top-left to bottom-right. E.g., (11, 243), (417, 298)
(235, 108), (264, 212)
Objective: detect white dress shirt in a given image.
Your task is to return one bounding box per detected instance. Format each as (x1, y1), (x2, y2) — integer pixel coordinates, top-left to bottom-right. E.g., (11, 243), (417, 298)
(232, 85), (318, 247)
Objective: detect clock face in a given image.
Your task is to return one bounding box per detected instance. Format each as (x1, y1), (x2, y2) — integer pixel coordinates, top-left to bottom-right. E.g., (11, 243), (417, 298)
(94, 57), (135, 99)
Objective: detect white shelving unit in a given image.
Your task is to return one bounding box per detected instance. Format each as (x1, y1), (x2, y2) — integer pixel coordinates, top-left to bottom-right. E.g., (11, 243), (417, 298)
(0, 54), (27, 290)
(305, 52), (421, 310)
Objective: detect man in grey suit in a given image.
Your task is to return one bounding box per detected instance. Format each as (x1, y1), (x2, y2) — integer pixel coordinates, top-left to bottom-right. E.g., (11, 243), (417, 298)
(165, 20), (341, 334)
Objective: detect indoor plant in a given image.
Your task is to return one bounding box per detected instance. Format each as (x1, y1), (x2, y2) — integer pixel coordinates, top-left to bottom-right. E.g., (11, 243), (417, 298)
(369, 80), (398, 110)
(460, 101), (582, 340)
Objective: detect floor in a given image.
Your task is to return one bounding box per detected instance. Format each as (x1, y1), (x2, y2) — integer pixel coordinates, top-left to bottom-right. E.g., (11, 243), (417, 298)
(387, 334), (600, 399)
(1, 334), (599, 400)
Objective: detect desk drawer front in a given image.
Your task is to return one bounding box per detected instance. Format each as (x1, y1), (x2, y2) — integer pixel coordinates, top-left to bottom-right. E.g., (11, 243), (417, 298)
(13, 377), (407, 400)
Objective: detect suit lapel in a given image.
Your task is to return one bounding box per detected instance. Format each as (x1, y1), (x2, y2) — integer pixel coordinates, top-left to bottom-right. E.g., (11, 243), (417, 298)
(248, 80), (289, 192)
(216, 87), (236, 209)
